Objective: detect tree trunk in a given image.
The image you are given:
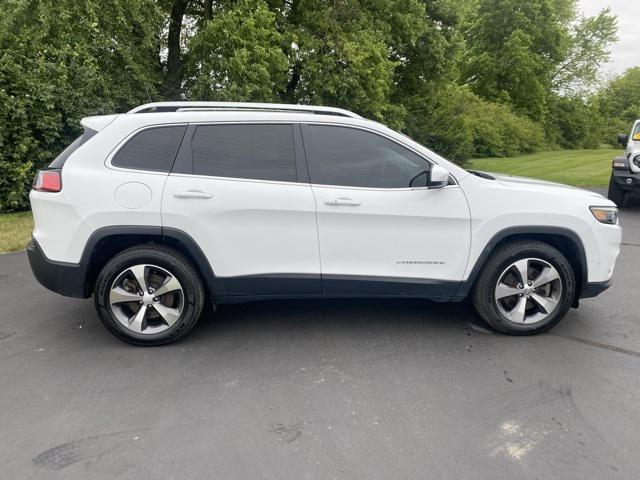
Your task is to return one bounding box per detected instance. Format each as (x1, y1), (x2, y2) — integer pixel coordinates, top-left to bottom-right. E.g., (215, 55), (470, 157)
(203, 0), (213, 22)
(283, 62), (302, 103)
(165, 0), (189, 99)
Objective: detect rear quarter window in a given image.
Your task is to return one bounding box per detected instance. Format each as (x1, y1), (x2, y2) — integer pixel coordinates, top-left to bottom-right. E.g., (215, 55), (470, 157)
(48, 128), (97, 169)
(112, 126), (187, 172)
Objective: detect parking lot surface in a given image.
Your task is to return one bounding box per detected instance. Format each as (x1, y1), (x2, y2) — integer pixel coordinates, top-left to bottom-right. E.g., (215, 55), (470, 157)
(1, 194), (639, 479)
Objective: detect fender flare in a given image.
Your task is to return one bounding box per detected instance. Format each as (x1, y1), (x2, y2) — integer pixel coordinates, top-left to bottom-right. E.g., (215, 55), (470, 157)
(454, 226), (588, 299)
(78, 225), (223, 297)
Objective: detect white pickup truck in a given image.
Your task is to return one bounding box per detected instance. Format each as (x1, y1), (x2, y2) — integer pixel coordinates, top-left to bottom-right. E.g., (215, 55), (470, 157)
(609, 120), (640, 206)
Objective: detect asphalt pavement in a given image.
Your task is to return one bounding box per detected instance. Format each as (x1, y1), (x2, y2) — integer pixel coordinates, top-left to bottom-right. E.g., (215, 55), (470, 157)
(1, 193), (639, 479)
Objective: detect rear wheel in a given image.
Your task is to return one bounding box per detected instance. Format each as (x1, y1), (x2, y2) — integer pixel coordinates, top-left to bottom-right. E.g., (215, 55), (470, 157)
(94, 245), (205, 345)
(472, 240), (575, 335)
(607, 173), (626, 207)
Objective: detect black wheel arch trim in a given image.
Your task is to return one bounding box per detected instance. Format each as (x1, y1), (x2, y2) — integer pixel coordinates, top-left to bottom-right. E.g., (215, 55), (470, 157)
(29, 225), (224, 299)
(454, 226), (589, 299)
(161, 227), (225, 296)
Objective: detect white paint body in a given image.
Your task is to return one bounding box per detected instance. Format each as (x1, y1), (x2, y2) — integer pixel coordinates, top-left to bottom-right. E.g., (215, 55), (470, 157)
(30, 105), (621, 292)
(623, 119), (640, 173)
(162, 173), (320, 278)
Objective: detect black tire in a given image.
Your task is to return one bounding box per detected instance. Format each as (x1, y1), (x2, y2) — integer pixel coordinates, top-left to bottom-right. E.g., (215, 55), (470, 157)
(607, 173), (626, 207)
(472, 240), (575, 335)
(94, 245), (205, 346)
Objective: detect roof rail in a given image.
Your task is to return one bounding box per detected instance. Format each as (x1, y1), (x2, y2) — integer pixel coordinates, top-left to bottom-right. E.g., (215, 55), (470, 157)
(127, 102), (362, 119)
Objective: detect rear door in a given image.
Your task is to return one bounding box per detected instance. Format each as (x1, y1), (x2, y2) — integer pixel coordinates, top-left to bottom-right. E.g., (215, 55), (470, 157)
(162, 122), (320, 296)
(301, 124), (471, 297)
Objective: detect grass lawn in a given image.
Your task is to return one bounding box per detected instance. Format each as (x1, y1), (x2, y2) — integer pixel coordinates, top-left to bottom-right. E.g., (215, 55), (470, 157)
(0, 211), (33, 254)
(469, 148), (620, 187)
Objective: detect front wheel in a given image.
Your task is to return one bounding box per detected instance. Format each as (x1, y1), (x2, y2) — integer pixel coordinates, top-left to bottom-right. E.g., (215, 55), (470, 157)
(472, 240), (575, 335)
(94, 245), (205, 346)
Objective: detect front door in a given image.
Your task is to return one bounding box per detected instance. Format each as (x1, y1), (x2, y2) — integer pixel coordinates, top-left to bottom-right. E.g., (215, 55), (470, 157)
(301, 124), (471, 298)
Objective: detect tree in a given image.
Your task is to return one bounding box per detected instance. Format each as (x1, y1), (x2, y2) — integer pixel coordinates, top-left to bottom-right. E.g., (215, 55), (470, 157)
(463, 0), (572, 119)
(164, 0), (190, 99)
(179, 0), (461, 126)
(0, 0), (162, 211)
(544, 94), (601, 149)
(185, 0), (288, 102)
(463, 0), (616, 119)
(596, 67), (640, 144)
(552, 9), (618, 93)
(403, 85), (545, 161)
(0, 0), (627, 211)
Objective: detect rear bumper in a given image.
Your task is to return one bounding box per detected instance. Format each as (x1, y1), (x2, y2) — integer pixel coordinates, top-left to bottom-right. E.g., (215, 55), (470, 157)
(580, 279), (613, 299)
(27, 238), (89, 298)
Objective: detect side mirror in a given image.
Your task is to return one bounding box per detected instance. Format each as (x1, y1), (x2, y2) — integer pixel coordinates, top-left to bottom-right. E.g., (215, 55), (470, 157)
(618, 133), (629, 146)
(428, 165), (450, 189)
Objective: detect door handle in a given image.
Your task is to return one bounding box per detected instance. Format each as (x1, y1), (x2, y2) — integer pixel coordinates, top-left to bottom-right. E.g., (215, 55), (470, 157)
(324, 197), (361, 206)
(173, 190), (213, 199)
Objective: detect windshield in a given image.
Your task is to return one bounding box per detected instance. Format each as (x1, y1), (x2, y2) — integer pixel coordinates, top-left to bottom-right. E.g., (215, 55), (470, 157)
(633, 123), (640, 141)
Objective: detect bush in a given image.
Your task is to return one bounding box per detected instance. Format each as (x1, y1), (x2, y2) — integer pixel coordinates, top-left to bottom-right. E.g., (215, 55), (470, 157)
(0, 0), (162, 212)
(403, 85), (545, 163)
(544, 95), (602, 149)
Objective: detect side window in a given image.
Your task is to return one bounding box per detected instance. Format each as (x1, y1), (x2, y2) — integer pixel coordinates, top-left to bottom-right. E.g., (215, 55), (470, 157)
(191, 124), (297, 182)
(48, 127), (97, 168)
(304, 125), (430, 188)
(112, 126), (186, 172)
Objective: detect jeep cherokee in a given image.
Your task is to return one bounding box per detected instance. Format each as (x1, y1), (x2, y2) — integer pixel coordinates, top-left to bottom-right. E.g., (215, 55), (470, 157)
(28, 102), (622, 345)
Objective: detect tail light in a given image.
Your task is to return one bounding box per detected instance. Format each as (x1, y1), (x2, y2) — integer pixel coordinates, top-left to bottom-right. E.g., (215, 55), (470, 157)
(33, 170), (62, 192)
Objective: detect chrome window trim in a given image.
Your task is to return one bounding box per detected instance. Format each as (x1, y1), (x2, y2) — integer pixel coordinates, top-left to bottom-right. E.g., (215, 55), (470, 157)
(105, 120), (460, 189)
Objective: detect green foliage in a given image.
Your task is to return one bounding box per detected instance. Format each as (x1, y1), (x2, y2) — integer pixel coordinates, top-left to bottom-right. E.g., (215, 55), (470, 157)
(0, 0), (628, 211)
(463, 0), (574, 119)
(0, 0), (162, 212)
(463, 0), (617, 118)
(544, 95), (602, 149)
(552, 9), (618, 93)
(185, 0), (288, 101)
(404, 86), (545, 162)
(287, 15), (401, 124)
(596, 67), (640, 144)
(278, 0), (432, 126)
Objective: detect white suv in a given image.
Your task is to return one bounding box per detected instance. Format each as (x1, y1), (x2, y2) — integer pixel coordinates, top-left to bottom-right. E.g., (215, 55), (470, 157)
(28, 102), (621, 345)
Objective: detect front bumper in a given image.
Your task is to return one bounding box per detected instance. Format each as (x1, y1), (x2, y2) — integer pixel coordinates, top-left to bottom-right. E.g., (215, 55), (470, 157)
(27, 238), (89, 298)
(580, 279), (613, 299)
(612, 169), (640, 192)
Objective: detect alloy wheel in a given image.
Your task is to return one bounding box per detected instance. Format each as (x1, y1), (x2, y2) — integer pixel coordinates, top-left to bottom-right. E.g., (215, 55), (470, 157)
(494, 258), (563, 325)
(109, 264), (184, 335)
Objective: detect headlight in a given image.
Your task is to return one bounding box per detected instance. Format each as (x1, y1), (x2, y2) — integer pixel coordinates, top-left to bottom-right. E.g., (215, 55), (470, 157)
(633, 155), (640, 167)
(590, 206), (619, 225)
